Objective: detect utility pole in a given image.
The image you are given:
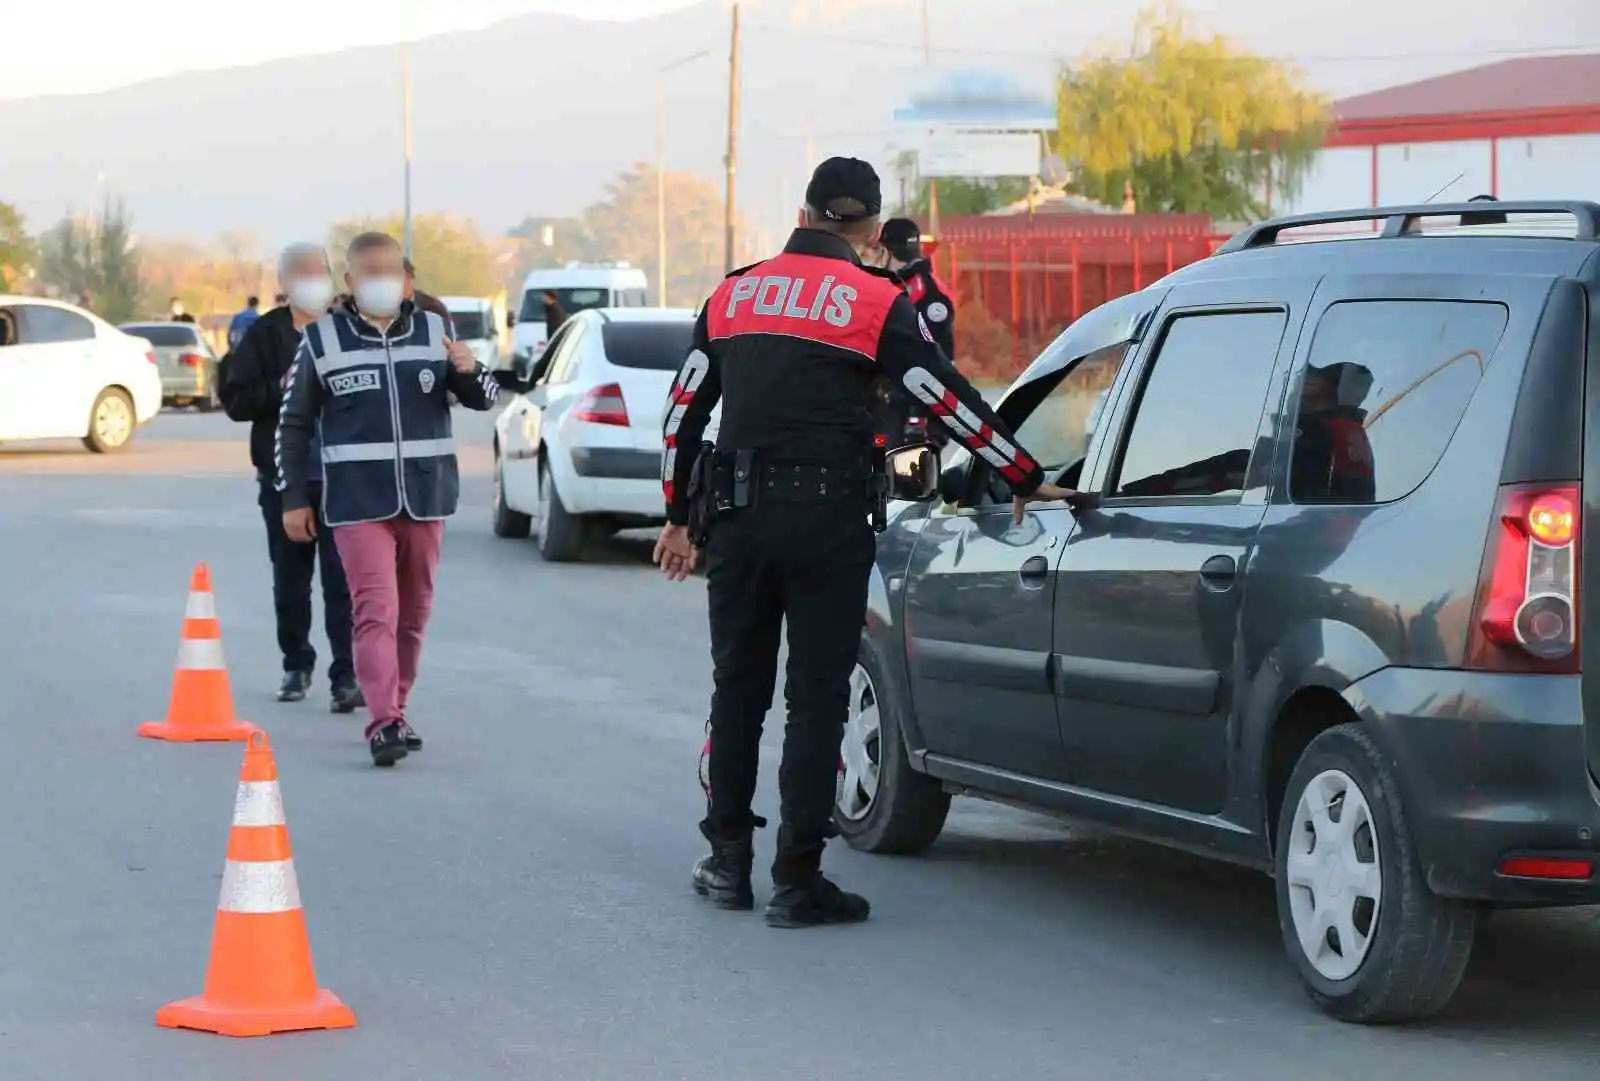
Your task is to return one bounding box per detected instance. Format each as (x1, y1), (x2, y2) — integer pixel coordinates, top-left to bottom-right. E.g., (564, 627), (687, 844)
(401, 42), (414, 260)
(921, 0), (938, 237)
(724, 2), (741, 273)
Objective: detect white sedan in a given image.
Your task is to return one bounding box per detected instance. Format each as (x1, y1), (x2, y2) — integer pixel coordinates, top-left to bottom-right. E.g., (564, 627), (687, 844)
(492, 307), (698, 561)
(0, 296), (164, 452)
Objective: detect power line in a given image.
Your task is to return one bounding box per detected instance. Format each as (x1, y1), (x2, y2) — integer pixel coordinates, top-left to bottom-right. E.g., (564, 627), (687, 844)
(740, 22), (1600, 66)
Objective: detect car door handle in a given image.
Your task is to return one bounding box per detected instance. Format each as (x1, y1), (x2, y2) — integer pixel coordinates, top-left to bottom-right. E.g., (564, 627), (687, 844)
(1018, 554), (1049, 589)
(1199, 554), (1237, 592)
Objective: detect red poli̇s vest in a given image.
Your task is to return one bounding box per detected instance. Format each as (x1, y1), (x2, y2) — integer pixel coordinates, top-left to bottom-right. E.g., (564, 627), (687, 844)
(705, 252), (901, 358)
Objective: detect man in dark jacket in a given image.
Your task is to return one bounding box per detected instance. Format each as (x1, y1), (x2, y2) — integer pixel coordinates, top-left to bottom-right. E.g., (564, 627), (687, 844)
(220, 242), (360, 711)
(877, 218), (954, 447)
(277, 231), (499, 766)
(542, 290), (567, 340)
(403, 257), (455, 336)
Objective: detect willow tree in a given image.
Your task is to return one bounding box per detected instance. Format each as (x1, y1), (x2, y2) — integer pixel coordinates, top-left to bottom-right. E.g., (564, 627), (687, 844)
(1056, 6), (1330, 220)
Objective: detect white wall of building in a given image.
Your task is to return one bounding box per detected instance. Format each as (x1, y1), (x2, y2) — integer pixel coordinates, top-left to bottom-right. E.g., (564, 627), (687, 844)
(1276, 133), (1600, 215)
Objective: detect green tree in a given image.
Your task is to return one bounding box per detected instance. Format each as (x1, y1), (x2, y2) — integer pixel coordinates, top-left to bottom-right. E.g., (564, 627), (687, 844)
(581, 164), (754, 307)
(327, 213), (501, 297)
(0, 202), (35, 291)
(36, 197), (143, 322)
(908, 177), (1032, 218)
(1055, 4), (1329, 220)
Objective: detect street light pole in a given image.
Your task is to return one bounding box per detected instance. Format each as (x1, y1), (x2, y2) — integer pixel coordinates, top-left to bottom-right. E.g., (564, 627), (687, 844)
(655, 49), (710, 308)
(401, 42), (414, 260)
(724, 2), (742, 274)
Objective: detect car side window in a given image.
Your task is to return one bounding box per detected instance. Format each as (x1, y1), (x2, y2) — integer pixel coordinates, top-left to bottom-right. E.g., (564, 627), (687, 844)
(1110, 310), (1287, 501)
(1010, 343), (1133, 476)
(1289, 300), (1509, 506)
(545, 321), (587, 384)
(18, 304), (95, 346)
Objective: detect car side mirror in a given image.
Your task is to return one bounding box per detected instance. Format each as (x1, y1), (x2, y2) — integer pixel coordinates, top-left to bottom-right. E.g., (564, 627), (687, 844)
(887, 442), (941, 502)
(506, 312), (517, 329)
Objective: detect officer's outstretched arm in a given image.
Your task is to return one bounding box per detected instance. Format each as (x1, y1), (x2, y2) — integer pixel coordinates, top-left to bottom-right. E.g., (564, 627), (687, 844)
(274, 333), (324, 512)
(876, 295), (1044, 497)
(662, 307), (723, 525)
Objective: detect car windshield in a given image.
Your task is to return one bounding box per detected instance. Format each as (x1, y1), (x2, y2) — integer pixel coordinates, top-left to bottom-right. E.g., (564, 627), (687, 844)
(519, 287), (610, 322)
(450, 311), (487, 339)
(121, 324), (196, 347)
(601, 321), (695, 370)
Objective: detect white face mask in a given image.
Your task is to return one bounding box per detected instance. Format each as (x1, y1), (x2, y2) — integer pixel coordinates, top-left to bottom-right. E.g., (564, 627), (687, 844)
(354, 277), (405, 317)
(286, 278), (334, 315)
(170, 304), (184, 316)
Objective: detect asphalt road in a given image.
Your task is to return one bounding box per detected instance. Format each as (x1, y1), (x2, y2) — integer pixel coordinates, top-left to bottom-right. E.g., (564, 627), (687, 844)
(3, 408), (1599, 1080)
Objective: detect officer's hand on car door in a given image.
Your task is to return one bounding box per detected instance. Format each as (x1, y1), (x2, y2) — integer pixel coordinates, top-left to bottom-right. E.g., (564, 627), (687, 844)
(653, 523), (699, 582)
(1012, 482), (1095, 525)
(283, 507), (317, 544)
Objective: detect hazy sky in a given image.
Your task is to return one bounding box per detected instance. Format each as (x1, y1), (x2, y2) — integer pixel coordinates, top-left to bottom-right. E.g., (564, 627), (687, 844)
(5, 0), (697, 100)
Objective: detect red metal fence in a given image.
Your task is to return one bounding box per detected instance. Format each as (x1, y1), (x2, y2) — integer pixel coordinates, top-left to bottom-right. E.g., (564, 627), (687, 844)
(928, 214), (1227, 382)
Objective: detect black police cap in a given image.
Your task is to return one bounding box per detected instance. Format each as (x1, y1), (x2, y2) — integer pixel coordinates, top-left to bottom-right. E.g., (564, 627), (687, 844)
(806, 157), (882, 222)
(879, 218), (921, 246)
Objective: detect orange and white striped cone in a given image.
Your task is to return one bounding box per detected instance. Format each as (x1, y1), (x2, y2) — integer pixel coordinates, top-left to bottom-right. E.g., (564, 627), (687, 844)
(155, 730), (356, 1038)
(138, 562), (256, 742)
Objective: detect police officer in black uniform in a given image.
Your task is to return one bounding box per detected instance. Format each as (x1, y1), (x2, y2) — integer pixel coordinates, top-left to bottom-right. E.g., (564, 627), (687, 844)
(654, 157), (1077, 927)
(879, 217), (954, 447)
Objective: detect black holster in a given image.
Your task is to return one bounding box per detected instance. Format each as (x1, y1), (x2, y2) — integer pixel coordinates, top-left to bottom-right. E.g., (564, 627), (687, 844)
(869, 442), (889, 533)
(685, 441), (717, 547)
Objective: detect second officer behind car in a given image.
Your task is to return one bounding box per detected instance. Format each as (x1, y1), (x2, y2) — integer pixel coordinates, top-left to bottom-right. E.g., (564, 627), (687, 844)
(654, 157), (1079, 928)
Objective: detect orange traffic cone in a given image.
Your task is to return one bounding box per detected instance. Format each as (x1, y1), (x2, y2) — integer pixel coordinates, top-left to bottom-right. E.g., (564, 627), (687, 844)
(156, 730), (356, 1038)
(138, 562), (256, 742)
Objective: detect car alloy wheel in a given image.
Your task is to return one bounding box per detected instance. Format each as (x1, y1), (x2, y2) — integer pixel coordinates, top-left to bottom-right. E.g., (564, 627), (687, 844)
(836, 663), (882, 822)
(94, 394), (133, 449)
(1285, 768), (1382, 982)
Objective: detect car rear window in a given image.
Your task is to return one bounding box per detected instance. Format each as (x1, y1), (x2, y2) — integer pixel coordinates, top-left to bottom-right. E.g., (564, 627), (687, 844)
(1289, 300), (1509, 505)
(122, 324), (195, 347)
(601, 322), (695, 370)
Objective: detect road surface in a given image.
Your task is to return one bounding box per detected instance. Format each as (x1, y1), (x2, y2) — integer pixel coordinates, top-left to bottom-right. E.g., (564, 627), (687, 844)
(2, 409), (1598, 1080)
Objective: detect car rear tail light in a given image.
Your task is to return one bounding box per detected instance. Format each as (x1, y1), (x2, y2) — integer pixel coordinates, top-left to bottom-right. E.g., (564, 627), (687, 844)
(145, 349), (158, 366)
(1467, 483), (1580, 672)
(178, 352), (205, 368)
(572, 383), (630, 426)
(1497, 856), (1593, 880)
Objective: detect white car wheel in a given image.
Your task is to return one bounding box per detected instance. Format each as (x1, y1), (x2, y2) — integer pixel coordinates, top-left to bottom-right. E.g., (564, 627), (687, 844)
(1284, 768), (1381, 981)
(84, 388), (135, 453)
(836, 663), (882, 822)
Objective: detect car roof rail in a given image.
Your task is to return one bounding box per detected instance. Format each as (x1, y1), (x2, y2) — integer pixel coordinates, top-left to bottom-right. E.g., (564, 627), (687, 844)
(1214, 200), (1600, 254)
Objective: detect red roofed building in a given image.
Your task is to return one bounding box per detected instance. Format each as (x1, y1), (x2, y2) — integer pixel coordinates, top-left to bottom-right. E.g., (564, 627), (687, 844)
(1282, 54), (1600, 213)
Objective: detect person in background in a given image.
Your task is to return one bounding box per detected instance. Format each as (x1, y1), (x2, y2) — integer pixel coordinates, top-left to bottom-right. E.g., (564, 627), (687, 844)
(542, 290), (567, 340)
(274, 292), (289, 307)
(220, 244), (361, 712)
(877, 218), (954, 448)
(276, 232), (499, 766)
(170, 296), (196, 324)
(229, 295), (261, 350)
(403, 257), (454, 336)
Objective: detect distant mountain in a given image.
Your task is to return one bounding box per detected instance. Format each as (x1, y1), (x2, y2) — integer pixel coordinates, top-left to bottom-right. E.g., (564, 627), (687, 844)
(0, 0), (1588, 248)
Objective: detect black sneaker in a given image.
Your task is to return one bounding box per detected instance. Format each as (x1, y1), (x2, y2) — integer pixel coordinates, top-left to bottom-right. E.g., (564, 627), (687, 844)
(401, 723), (423, 752)
(764, 874), (871, 929)
(330, 677), (364, 714)
(368, 722), (409, 767)
(276, 670), (312, 703)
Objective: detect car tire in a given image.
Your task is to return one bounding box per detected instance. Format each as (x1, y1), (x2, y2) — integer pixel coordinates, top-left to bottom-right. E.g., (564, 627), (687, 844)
(1274, 722), (1476, 1024)
(492, 446), (532, 539)
(83, 388), (136, 454)
(834, 636), (950, 855)
(535, 455), (586, 563)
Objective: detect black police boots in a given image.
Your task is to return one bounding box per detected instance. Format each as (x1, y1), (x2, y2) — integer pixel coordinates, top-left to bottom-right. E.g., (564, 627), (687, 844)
(692, 819), (757, 910)
(764, 827), (871, 929)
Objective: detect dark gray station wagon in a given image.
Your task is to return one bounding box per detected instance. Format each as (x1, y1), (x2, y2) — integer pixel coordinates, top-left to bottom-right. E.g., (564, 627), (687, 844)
(848, 200), (1600, 1024)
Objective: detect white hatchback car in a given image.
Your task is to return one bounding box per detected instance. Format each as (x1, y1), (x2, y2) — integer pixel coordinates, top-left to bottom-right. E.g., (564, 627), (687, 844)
(0, 296), (163, 452)
(492, 307), (698, 561)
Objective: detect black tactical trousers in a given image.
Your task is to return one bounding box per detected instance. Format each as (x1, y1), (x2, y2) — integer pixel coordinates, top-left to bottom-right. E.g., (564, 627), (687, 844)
(703, 498), (874, 851)
(257, 478), (354, 685)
